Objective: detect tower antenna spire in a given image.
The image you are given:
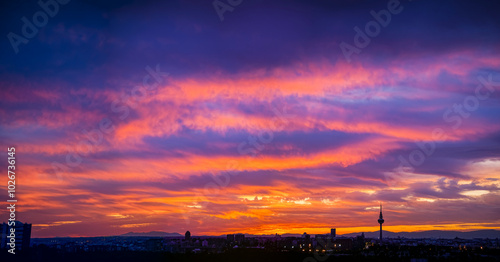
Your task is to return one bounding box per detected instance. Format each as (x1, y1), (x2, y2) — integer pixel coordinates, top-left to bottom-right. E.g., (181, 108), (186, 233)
(378, 202), (384, 242)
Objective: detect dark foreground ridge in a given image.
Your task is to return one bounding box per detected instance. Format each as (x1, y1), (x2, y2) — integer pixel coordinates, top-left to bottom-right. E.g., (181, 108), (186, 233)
(2, 247), (500, 262)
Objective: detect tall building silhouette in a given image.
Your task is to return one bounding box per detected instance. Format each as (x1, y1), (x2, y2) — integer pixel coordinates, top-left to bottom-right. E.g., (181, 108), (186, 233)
(1, 221), (32, 251)
(235, 233), (245, 243)
(378, 203), (384, 241)
(185, 231), (191, 241)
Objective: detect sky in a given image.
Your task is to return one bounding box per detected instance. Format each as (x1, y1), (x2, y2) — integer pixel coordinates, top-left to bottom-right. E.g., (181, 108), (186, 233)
(0, 0), (499, 238)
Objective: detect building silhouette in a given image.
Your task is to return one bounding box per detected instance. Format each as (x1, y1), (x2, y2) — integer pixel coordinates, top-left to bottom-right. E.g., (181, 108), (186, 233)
(145, 238), (163, 251)
(1, 221), (32, 251)
(331, 228), (336, 238)
(378, 203), (384, 241)
(185, 231), (191, 241)
(234, 233), (245, 243)
(302, 232), (311, 243)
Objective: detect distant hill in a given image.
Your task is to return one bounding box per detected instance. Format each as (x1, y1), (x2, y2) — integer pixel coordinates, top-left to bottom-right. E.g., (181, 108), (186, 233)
(339, 229), (500, 239)
(281, 234), (303, 238)
(119, 231), (182, 237)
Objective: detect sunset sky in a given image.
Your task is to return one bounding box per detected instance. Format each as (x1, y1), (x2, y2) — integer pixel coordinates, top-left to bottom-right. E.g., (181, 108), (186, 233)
(1, 0), (500, 238)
